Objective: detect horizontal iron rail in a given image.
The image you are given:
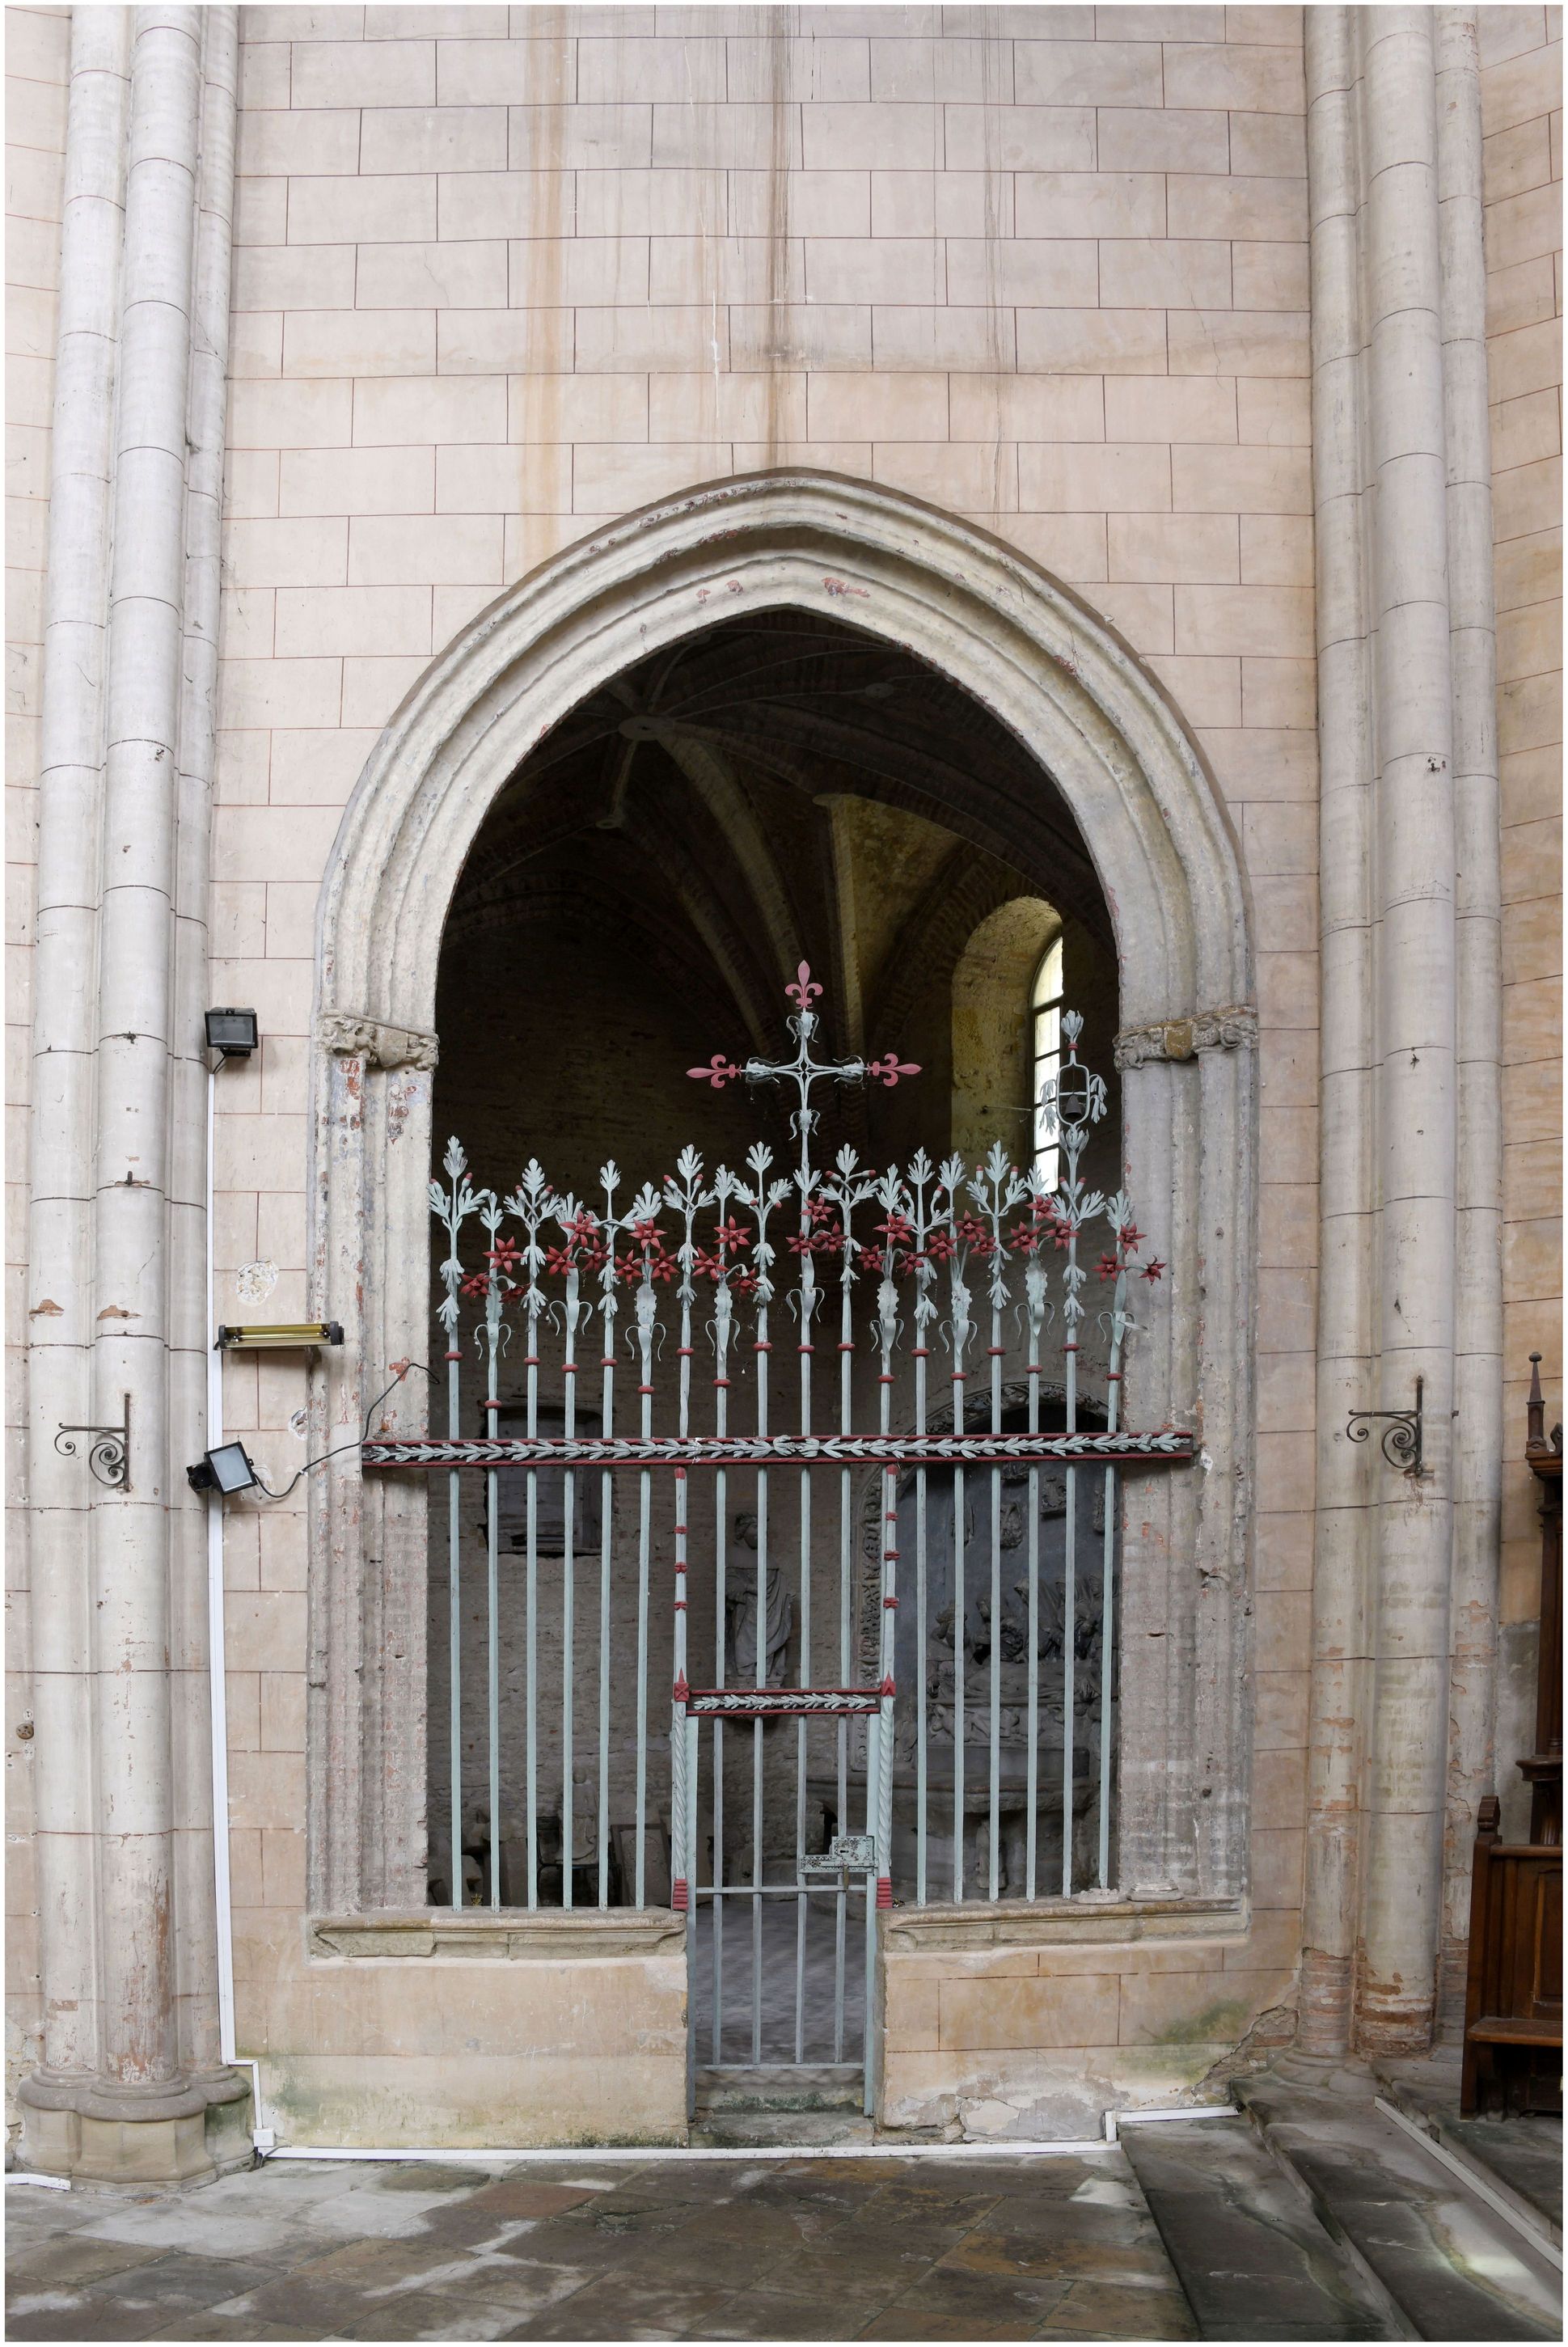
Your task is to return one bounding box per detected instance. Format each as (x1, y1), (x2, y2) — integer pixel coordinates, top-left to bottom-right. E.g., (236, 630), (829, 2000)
(686, 1685), (883, 1718)
(693, 1884), (866, 1899)
(361, 1431), (1195, 1470)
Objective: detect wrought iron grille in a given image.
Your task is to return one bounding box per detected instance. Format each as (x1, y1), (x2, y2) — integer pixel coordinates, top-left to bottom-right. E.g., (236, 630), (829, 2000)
(366, 966), (1191, 1974)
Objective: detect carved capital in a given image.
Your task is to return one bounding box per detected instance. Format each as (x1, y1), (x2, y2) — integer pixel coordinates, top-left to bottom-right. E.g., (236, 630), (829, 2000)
(318, 1011), (438, 1072)
(1114, 1003), (1257, 1071)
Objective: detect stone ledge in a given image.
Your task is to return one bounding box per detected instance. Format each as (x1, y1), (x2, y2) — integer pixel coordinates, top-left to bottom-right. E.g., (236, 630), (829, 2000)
(309, 1908), (687, 1961)
(884, 1896), (1247, 1950)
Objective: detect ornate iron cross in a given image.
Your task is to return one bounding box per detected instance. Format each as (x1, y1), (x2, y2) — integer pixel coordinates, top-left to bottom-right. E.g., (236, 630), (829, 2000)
(687, 962), (919, 1177)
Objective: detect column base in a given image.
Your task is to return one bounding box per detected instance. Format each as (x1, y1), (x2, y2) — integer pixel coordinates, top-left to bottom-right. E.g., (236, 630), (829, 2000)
(1262, 2047), (1378, 2098)
(18, 2069), (253, 2187)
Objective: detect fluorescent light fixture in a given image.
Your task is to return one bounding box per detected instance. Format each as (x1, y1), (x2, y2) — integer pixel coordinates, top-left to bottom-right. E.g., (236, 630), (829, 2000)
(205, 1007), (259, 1059)
(215, 1323), (344, 1351)
(187, 1441), (259, 1496)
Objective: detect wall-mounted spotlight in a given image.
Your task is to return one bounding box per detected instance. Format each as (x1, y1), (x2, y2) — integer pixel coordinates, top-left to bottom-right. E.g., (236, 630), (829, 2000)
(187, 1440), (259, 1497)
(205, 1007), (259, 1060)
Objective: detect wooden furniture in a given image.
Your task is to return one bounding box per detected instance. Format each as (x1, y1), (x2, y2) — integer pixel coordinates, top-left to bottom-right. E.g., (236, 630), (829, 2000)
(1461, 1355), (1562, 2116)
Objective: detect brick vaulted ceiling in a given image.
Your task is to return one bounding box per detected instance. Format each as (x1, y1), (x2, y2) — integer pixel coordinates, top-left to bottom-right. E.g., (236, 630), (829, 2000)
(441, 608), (1113, 1075)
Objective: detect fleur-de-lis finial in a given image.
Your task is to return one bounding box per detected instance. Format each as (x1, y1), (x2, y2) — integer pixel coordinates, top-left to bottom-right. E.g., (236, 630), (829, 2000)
(785, 962), (823, 1013)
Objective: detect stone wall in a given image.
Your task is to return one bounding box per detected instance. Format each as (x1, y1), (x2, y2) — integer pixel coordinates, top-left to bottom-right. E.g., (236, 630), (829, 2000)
(208, 4), (1317, 2136)
(4, 0), (70, 2138)
(1482, 3), (1563, 1833)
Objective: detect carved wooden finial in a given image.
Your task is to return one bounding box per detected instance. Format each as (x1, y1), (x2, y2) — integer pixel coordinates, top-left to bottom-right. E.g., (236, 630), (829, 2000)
(1527, 1351), (1546, 1456)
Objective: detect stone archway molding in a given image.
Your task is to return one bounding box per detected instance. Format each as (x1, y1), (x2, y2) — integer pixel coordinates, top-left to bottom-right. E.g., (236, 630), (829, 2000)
(307, 469), (1257, 1919)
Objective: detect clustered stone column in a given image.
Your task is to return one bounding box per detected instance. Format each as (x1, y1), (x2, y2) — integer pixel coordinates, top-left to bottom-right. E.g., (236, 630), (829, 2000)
(1300, 6), (1502, 2062)
(22, 3), (243, 2186)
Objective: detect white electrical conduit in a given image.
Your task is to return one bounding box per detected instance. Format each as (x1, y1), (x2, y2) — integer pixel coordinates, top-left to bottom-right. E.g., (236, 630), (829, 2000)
(1373, 2098), (1563, 2269)
(206, 1064), (269, 2153)
(269, 2138), (1118, 2166)
(1105, 2105), (1232, 2141)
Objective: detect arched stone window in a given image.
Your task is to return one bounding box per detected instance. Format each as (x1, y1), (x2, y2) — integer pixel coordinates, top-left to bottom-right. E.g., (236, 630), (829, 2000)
(1030, 936), (1064, 1194)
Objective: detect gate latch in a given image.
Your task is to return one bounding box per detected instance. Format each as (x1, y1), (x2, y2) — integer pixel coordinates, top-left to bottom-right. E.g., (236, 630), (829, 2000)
(805, 1833), (877, 1874)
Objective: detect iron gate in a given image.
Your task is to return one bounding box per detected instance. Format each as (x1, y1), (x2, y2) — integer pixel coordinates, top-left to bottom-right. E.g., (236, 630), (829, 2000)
(365, 966), (1192, 2101)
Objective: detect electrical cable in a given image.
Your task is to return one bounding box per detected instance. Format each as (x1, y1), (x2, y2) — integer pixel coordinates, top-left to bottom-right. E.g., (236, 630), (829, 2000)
(247, 1360), (431, 1499)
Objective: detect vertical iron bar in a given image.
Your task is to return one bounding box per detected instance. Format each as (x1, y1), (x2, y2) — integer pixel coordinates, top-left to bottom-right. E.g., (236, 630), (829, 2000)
(830, 1163), (861, 2063)
(526, 1334), (539, 1909)
(597, 1168), (619, 1913)
(1025, 1238), (1045, 1902)
(1046, 1013), (1105, 1903)
(501, 1163), (552, 1916)
(712, 1242), (733, 2065)
(680, 1708), (695, 2112)
(448, 1364), (462, 1909)
(434, 1144), (476, 1912)
(1098, 1216), (1130, 1894)
(873, 1190), (899, 1941)
(910, 1156), (933, 1911)
(978, 1151), (1012, 1905)
(795, 1468), (809, 2064)
(669, 1152), (704, 1936)
(939, 1161), (972, 1905)
(636, 1447), (649, 1909)
(835, 1458), (849, 2059)
(560, 1244), (581, 1909)
(1099, 1461), (1115, 1889)
(864, 1706), (878, 2081)
(752, 1462), (766, 2065)
(633, 1216), (657, 1912)
(746, 1153), (780, 2069)
(482, 1202), (505, 1910)
(794, 1196), (816, 2066)
(1063, 1447), (1076, 1899)
(949, 1178), (967, 1904)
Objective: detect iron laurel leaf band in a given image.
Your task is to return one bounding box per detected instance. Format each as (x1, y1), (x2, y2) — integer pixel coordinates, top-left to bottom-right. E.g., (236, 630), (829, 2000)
(361, 1431), (1195, 1470)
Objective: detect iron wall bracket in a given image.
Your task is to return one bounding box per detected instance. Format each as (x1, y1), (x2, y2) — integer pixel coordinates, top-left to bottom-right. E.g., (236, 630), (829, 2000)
(54, 1394), (130, 1490)
(1346, 1376), (1424, 1476)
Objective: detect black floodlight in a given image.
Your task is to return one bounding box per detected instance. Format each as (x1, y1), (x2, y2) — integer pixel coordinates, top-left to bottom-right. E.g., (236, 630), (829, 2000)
(187, 1440), (259, 1496)
(205, 1007), (259, 1059)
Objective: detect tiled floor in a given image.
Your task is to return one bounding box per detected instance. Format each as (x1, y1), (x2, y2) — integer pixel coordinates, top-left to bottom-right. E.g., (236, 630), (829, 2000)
(6, 2146), (1197, 2341)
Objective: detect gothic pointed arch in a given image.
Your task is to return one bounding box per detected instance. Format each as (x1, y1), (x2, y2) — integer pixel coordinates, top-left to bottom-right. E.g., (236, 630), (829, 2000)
(308, 470), (1256, 1918)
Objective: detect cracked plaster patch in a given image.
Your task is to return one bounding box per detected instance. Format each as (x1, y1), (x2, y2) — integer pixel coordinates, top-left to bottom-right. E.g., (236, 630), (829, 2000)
(235, 1258), (278, 1305)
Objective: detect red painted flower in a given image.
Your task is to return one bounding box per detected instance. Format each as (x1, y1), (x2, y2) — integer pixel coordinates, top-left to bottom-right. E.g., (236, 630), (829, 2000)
(1141, 1258), (1165, 1283)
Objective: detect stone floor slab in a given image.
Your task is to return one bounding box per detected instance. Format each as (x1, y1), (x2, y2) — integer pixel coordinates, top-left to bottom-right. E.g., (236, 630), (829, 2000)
(6, 2146), (1204, 2343)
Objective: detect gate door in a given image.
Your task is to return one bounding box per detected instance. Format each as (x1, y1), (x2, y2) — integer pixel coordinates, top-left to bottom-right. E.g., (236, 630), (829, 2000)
(367, 965), (1193, 2120)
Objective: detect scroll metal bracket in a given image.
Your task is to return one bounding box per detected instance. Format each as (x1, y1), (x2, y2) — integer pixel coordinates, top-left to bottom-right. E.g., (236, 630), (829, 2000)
(54, 1394), (130, 1490)
(1346, 1376), (1424, 1477)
